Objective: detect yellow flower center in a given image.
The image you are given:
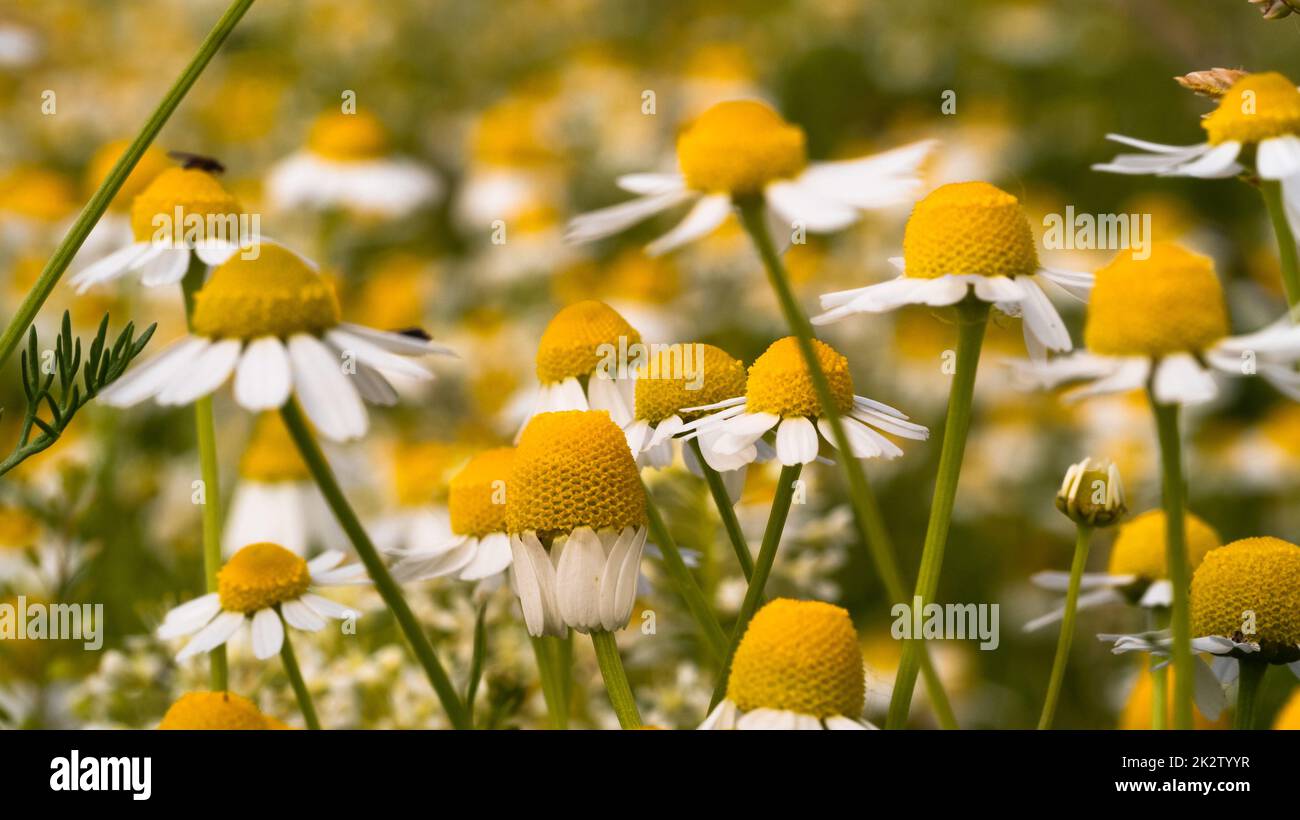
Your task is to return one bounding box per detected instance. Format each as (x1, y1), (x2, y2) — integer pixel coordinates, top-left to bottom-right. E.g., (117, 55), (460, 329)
(1107, 509), (1222, 581)
(158, 691), (279, 730)
(239, 414), (309, 483)
(1084, 243), (1229, 358)
(392, 441), (462, 507)
(307, 110), (390, 161)
(471, 97), (557, 167)
(0, 167), (77, 223)
(449, 447), (515, 537)
(745, 336), (854, 417)
(901, 181), (1039, 279)
(86, 140), (170, 213)
(535, 300), (641, 384)
(676, 100), (807, 195)
(191, 244), (340, 340)
(128, 167), (243, 243)
(507, 411), (647, 538)
(217, 542), (311, 613)
(1202, 72), (1300, 145)
(727, 598), (865, 719)
(634, 343), (747, 423)
(1191, 536), (1300, 657)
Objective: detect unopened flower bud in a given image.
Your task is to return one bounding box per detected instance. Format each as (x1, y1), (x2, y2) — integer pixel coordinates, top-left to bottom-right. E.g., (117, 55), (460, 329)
(1248, 0), (1298, 19)
(1056, 457), (1126, 528)
(1174, 68), (1249, 100)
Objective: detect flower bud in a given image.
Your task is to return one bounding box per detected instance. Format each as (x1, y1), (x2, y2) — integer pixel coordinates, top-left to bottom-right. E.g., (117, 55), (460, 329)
(1248, 0), (1298, 19)
(1055, 457), (1126, 528)
(1174, 68), (1249, 100)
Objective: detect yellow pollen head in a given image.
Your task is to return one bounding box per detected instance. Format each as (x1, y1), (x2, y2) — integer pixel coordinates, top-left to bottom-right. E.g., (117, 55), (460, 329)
(239, 414), (309, 483)
(745, 336), (854, 417)
(0, 167), (77, 223)
(902, 181), (1039, 279)
(726, 598), (865, 719)
(391, 441), (462, 507)
(217, 542), (311, 613)
(158, 691), (280, 730)
(1084, 243), (1229, 358)
(1191, 536), (1300, 661)
(507, 411), (646, 539)
(129, 167), (243, 243)
(1202, 72), (1300, 145)
(634, 343), (747, 423)
(307, 109), (390, 161)
(449, 447), (515, 537)
(676, 100), (807, 195)
(1107, 509), (1222, 581)
(534, 300), (640, 384)
(191, 244), (340, 340)
(87, 141), (171, 212)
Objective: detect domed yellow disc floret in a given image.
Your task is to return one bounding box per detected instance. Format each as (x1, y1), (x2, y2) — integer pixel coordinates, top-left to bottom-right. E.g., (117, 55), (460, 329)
(391, 441), (462, 507)
(1107, 509), (1222, 580)
(129, 167), (243, 243)
(727, 598), (865, 719)
(449, 447), (515, 537)
(745, 336), (854, 417)
(1191, 536), (1300, 658)
(508, 411), (646, 538)
(1084, 243), (1229, 358)
(902, 181), (1039, 279)
(191, 244), (340, 340)
(86, 140), (170, 212)
(1202, 72), (1300, 146)
(676, 100), (807, 195)
(217, 542), (311, 613)
(535, 300), (641, 384)
(634, 343), (747, 423)
(307, 110), (389, 161)
(239, 414), (309, 483)
(158, 691), (278, 730)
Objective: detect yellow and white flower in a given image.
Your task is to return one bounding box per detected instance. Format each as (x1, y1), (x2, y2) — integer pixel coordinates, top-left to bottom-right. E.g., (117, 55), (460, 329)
(701, 598), (873, 729)
(70, 141), (172, 278)
(158, 691), (288, 730)
(369, 440), (461, 555)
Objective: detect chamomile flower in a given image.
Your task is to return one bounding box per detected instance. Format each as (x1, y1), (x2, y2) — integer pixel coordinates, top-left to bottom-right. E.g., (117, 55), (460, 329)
(700, 598), (872, 730)
(158, 691), (288, 730)
(680, 336), (928, 469)
(814, 181), (1091, 359)
(267, 109), (441, 218)
(508, 411), (647, 637)
(390, 447), (515, 583)
(96, 242), (454, 442)
(71, 141), (172, 273)
(1189, 536), (1300, 664)
(1012, 243), (1300, 405)
(565, 99), (934, 255)
(370, 441), (461, 555)
(157, 542), (365, 662)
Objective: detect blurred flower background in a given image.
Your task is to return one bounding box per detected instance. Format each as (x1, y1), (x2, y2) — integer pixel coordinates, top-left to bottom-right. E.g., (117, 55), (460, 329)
(2, 0), (1300, 729)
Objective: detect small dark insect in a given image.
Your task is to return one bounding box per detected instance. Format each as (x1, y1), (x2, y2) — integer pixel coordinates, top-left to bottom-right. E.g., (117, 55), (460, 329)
(167, 151), (226, 174)
(392, 327), (433, 341)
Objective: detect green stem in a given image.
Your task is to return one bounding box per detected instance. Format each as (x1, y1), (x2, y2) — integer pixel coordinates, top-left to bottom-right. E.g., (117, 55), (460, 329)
(1148, 389), (1193, 731)
(590, 630), (641, 728)
(709, 463), (802, 709)
(1260, 179), (1300, 314)
(1235, 658), (1267, 730)
(529, 633), (569, 729)
(886, 299), (989, 729)
(737, 197), (957, 729)
(1149, 609), (1168, 730)
(688, 438), (753, 580)
(278, 621), (321, 730)
(0, 0), (257, 370)
(1038, 525), (1092, 729)
(644, 489), (728, 661)
(278, 399), (471, 729)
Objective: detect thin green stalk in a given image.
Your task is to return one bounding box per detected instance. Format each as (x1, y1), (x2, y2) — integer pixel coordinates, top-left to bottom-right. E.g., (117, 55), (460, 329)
(688, 438), (753, 580)
(1235, 658), (1267, 730)
(529, 633), (569, 729)
(590, 630), (641, 728)
(278, 399), (471, 729)
(1148, 389), (1193, 730)
(1038, 525), (1092, 729)
(886, 299), (989, 729)
(278, 622), (321, 730)
(644, 488), (728, 661)
(709, 463), (802, 709)
(737, 197), (957, 729)
(0, 0), (257, 370)
(180, 255), (226, 691)
(1260, 179), (1300, 314)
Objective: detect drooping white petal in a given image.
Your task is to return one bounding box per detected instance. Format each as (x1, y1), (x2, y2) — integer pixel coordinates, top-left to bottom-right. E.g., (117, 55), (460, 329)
(565, 190), (694, 245)
(176, 611), (246, 661)
(332, 323), (456, 357)
(1256, 135), (1300, 180)
(1152, 353), (1218, 406)
(139, 247), (192, 287)
(97, 336), (211, 407)
(774, 416), (819, 465)
(325, 328), (434, 381)
(1169, 141), (1243, 178)
(698, 699), (740, 730)
(250, 608), (285, 660)
(587, 373), (634, 427)
(233, 336), (292, 411)
(764, 180), (859, 232)
(287, 333), (368, 442)
(616, 173), (686, 196)
(69, 242), (151, 293)
(299, 593), (355, 620)
(157, 593), (222, 640)
(156, 338), (242, 405)
(794, 140), (936, 209)
(645, 194), (731, 256)
(1013, 277), (1073, 355)
(1062, 357), (1151, 401)
(555, 527), (606, 633)
(281, 598), (327, 632)
(458, 532), (513, 581)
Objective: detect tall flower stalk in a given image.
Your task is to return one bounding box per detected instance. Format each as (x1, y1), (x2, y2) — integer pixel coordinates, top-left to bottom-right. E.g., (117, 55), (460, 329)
(644, 489), (729, 661)
(278, 626), (321, 730)
(1259, 180), (1300, 316)
(688, 439), (754, 580)
(591, 631), (641, 728)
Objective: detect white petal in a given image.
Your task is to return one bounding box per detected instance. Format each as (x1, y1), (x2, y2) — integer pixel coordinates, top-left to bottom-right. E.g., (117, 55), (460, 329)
(555, 527), (606, 632)
(288, 333), (368, 442)
(157, 593), (222, 639)
(326, 328), (433, 381)
(233, 336), (292, 411)
(616, 173), (686, 195)
(458, 532), (513, 581)
(565, 190), (693, 244)
(1016, 277), (1073, 354)
(1170, 141), (1243, 178)
(299, 593), (355, 620)
(795, 140), (934, 209)
(281, 598), (327, 632)
(764, 180), (859, 232)
(1152, 354), (1218, 405)
(333, 323), (455, 357)
(139, 248), (192, 287)
(176, 611), (245, 661)
(97, 336), (210, 407)
(155, 338), (242, 405)
(587, 373), (634, 427)
(69, 242), (150, 292)
(774, 416), (819, 465)
(251, 608), (285, 659)
(698, 699), (739, 730)
(645, 194), (731, 256)
(1256, 136), (1300, 180)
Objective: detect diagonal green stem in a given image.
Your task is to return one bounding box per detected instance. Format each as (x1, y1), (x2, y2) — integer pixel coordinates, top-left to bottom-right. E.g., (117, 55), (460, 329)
(0, 0), (257, 370)
(529, 633), (569, 729)
(278, 621), (321, 730)
(1149, 389), (1193, 730)
(688, 439), (753, 580)
(1260, 180), (1300, 315)
(886, 299), (988, 729)
(1235, 658), (1267, 730)
(644, 487), (728, 661)
(737, 197), (957, 729)
(279, 399), (471, 729)
(1038, 525), (1092, 729)
(590, 630), (641, 728)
